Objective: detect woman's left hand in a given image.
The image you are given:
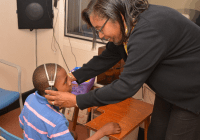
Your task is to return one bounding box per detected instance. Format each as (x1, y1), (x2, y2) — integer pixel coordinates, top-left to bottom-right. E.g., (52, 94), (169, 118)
(45, 90), (77, 108)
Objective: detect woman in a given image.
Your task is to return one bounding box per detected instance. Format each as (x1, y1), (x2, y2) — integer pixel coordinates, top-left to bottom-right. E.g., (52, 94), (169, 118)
(45, 0), (200, 139)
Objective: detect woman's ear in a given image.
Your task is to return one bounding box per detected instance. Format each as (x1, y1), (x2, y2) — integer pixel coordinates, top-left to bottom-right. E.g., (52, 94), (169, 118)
(120, 13), (125, 20)
(120, 13), (127, 29)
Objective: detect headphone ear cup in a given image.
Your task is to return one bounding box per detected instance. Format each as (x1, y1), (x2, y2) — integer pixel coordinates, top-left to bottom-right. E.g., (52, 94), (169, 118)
(45, 87), (58, 95)
(46, 86), (58, 91)
(51, 87), (58, 91)
(46, 87), (52, 91)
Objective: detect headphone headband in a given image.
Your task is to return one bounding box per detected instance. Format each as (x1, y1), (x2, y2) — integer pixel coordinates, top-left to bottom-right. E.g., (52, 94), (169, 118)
(44, 64), (57, 87)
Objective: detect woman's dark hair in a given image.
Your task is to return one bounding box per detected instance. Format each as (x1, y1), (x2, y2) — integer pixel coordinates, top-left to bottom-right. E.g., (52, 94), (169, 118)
(82, 0), (149, 48)
(32, 63), (62, 96)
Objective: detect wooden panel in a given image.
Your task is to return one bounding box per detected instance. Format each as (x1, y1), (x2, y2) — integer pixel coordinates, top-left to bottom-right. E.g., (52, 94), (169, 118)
(85, 98), (153, 140)
(97, 46), (125, 85)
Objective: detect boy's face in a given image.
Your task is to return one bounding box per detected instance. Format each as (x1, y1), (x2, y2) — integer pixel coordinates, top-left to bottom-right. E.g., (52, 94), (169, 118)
(54, 68), (72, 92)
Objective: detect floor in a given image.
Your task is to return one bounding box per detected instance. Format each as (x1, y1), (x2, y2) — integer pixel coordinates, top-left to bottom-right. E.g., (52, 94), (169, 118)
(0, 108), (88, 140)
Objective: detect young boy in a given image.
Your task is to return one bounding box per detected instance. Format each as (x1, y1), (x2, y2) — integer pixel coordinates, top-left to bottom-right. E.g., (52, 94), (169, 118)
(19, 63), (121, 140)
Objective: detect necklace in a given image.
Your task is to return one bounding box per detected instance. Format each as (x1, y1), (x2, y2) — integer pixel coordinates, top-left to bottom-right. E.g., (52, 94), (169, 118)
(123, 26), (134, 55)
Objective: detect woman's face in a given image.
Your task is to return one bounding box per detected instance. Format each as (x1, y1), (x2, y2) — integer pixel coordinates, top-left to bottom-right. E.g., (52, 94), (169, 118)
(89, 14), (123, 45)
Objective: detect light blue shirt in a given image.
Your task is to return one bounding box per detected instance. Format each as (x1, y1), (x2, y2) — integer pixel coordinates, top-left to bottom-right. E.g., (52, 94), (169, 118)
(19, 91), (74, 140)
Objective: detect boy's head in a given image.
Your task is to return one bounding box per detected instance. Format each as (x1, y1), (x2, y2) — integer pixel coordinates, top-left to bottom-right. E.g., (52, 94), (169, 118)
(32, 63), (72, 96)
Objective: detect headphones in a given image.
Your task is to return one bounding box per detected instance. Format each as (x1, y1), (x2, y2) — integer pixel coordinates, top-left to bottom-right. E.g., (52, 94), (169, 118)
(44, 64), (58, 93)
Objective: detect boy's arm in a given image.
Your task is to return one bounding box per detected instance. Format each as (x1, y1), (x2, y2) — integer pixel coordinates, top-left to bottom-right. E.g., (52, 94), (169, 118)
(86, 122), (121, 140)
(86, 129), (105, 140)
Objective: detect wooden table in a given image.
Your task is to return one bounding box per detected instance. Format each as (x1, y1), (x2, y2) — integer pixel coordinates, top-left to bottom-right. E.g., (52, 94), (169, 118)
(85, 98), (153, 140)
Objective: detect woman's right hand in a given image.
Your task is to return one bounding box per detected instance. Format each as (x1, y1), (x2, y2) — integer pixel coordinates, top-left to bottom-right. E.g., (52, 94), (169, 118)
(45, 90), (77, 108)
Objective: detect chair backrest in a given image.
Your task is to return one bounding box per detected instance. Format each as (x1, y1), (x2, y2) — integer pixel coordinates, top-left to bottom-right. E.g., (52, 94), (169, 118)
(0, 59), (23, 111)
(0, 127), (23, 140)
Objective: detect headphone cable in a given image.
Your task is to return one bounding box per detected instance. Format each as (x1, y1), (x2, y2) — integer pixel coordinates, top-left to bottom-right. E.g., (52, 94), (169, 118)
(51, 4), (70, 72)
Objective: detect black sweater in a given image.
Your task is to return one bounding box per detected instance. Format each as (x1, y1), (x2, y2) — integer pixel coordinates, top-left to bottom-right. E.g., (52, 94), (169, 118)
(73, 4), (200, 114)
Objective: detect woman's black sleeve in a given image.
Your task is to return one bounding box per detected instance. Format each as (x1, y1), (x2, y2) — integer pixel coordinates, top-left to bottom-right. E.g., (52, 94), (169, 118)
(72, 42), (123, 84)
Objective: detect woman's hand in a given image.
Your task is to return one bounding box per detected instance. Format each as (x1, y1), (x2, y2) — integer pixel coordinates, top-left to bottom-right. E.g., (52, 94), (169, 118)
(45, 90), (77, 108)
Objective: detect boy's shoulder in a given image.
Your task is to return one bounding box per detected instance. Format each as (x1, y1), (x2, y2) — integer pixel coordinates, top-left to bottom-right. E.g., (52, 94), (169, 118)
(24, 92), (37, 103)
(26, 92), (36, 98)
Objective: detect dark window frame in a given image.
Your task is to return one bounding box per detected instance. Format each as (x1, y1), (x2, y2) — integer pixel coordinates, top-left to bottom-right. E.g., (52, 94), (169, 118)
(64, 0), (106, 45)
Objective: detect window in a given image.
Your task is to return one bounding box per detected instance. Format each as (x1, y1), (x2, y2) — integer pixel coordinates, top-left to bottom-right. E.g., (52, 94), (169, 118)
(65, 0), (103, 43)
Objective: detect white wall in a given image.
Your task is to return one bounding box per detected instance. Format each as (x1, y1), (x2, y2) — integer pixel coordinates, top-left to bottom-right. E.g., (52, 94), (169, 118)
(0, 0), (60, 93)
(149, 0), (200, 21)
(149, 0), (200, 10)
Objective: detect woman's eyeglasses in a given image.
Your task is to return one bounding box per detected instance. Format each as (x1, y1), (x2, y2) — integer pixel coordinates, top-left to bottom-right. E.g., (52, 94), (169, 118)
(95, 18), (109, 36)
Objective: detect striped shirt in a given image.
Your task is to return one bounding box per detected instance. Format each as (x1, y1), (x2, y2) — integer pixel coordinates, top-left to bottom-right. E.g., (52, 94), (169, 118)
(19, 91), (74, 140)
